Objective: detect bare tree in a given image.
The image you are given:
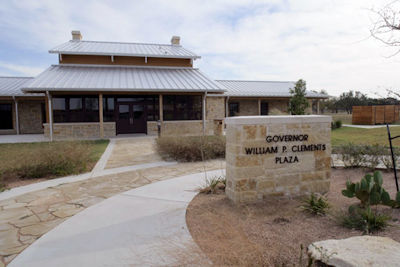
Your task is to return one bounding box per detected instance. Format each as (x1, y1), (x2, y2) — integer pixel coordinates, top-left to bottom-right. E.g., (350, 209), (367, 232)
(370, 0), (400, 56)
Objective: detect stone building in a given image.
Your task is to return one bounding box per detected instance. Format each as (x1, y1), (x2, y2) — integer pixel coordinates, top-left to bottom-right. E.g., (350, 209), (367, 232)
(0, 31), (327, 140)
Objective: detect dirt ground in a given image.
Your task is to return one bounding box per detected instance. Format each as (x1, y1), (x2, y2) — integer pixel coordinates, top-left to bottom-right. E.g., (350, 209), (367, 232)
(186, 168), (400, 266)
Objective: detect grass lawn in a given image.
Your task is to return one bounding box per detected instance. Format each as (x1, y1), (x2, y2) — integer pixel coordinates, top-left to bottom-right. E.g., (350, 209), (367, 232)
(0, 140), (109, 190)
(331, 126), (400, 147)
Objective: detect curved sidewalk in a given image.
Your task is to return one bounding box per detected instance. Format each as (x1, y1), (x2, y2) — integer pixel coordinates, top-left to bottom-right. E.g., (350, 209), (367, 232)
(9, 169), (225, 267)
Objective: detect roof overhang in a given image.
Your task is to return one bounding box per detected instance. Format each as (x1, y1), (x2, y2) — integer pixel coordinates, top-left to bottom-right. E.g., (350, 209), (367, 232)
(22, 64), (226, 94)
(49, 51), (201, 60)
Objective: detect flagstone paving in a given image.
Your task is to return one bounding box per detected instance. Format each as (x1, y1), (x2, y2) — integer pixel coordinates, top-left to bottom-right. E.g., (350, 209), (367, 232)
(0, 135), (225, 266)
(105, 137), (163, 169)
(0, 159), (225, 266)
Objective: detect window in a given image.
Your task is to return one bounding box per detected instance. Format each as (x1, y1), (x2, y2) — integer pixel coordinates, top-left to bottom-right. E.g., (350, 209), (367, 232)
(53, 96), (99, 123)
(229, 102), (239, 116)
(261, 101), (269, 115)
(146, 96), (159, 121)
(0, 103), (13, 129)
(163, 95), (202, 121)
(103, 97), (115, 122)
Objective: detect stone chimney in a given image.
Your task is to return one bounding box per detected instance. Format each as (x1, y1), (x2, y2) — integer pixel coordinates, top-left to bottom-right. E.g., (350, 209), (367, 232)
(171, 36), (180, 45)
(72, 30), (82, 41)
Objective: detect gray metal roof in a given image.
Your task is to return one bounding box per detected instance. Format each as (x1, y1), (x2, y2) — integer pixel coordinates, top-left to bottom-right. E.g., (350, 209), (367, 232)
(49, 40), (200, 59)
(23, 65), (226, 93)
(0, 77), (43, 97)
(216, 80), (328, 98)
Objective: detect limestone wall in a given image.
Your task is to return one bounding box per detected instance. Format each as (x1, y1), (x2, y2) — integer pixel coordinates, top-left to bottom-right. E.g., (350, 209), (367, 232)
(225, 115), (331, 203)
(44, 122), (116, 140)
(230, 99), (258, 116)
(268, 100), (289, 115)
(18, 101), (44, 134)
(206, 96), (225, 120)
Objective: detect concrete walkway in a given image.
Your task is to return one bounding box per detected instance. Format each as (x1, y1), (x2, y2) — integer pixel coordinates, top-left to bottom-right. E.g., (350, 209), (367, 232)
(343, 124), (400, 129)
(0, 136), (225, 266)
(9, 170), (224, 267)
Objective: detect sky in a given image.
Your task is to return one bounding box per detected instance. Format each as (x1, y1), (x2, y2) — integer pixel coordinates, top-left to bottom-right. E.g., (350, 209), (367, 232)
(0, 0), (399, 97)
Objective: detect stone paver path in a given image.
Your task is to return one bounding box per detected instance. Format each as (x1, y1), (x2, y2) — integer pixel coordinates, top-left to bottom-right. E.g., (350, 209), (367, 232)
(0, 136), (225, 266)
(105, 137), (163, 169)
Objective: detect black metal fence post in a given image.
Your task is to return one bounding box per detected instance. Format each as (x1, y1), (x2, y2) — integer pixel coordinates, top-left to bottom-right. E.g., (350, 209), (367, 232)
(387, 124), (400, 192)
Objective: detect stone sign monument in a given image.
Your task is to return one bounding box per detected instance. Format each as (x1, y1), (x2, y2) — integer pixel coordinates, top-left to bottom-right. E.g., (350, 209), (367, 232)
(225, 115), (331, 203)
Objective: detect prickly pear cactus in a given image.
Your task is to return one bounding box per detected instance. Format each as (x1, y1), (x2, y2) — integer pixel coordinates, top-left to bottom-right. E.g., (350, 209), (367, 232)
(342, 171), (392, 208)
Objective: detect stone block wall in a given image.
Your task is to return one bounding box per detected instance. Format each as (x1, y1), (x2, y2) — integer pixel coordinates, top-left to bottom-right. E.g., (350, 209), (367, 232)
(225, 115), (331, 204)
(230, 99), (258, 116)
(269, 100), (289, 115)
(206, 96), (225, 119)
(18, 101), (44, 134)
(44, 122), (116, 140)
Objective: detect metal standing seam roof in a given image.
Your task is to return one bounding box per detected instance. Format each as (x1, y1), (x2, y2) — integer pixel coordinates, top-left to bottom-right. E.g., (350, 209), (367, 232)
(49, 40), (200, 59)
(0, 77), (43, 97)
(216, 80), (328, 98)
(23, 65), (226, 93)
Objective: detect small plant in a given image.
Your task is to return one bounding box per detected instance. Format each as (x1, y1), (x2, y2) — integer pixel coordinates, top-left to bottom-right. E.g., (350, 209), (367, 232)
(300, 193), (330, 215)
(382, 147), (400, 171)
(199, 175), (226, 194)
(340, 206), (390, 234)
(341, 171), (391, 208)
(337, 143), (365, 168)
(331, 120), (343, 130)
(341, 171), (393, 233)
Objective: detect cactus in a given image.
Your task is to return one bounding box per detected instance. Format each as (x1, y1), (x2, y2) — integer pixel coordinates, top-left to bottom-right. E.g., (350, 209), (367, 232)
(342, 171), (392, 208)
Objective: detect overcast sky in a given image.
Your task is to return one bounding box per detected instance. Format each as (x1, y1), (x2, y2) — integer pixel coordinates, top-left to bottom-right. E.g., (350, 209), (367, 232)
(0, 0), (399, 97)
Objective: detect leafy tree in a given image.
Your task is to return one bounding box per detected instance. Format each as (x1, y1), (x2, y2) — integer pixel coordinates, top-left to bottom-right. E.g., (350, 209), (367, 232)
(336, 91), (368, 114)
(289, 79), (310, 115)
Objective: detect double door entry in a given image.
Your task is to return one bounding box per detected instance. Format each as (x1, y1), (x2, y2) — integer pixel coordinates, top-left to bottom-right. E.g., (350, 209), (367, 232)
(116, 102), (146, 134)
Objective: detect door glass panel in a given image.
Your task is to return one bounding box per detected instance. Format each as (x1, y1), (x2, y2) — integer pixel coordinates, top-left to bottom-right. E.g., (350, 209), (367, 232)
(119, 105), (129, 119)
(133, 105), (144, 119)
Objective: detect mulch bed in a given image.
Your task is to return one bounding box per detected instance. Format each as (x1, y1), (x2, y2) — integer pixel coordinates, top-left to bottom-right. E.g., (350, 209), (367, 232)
(186, 168), (400, 266)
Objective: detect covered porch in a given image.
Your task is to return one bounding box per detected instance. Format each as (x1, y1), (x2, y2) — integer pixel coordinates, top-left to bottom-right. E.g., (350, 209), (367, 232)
(23, 64), (226, 140)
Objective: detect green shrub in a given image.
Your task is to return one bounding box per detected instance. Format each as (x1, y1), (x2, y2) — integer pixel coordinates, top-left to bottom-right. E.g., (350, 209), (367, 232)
(336, 143), (366, 167)
(199, 175), (226, 194)
(340, 206), (390, 234)
(300, 193), (330, 215)
(341, 171), (393, 233)
(333, 143), (397, 170)
(156, 135), (225, 162)
(335, 120), (342, 129)
(0, 141), (98, 181)
(382, 147), (400, 171)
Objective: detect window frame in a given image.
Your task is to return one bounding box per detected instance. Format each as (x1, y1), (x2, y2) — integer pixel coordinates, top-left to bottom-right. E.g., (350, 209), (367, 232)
(229, 102), (239, 116)
(52, 96), (99, 123)
(163, 95), (202, 121)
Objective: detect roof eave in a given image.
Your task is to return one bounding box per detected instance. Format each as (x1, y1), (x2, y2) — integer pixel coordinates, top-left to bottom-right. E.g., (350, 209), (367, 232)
(22, 88), (225, 93)
(48, 50), (201, 59)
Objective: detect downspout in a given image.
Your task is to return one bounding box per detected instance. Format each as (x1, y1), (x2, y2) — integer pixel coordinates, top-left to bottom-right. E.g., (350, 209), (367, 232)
(202, 91), (207, 136)
(47, 91), (53, 141)
(13, 96), (19, 135)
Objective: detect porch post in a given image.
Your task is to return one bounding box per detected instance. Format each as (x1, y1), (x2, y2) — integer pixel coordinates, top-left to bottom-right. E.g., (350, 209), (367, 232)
(258, 99), (261, 115)
(13, 96), (20, 135)
(202, 92), (207, 135)
(159, 94), (163, 121)
(47, 91), (53, 141)
(99, 93), (104, 138)
(317, 99), (320, 114)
